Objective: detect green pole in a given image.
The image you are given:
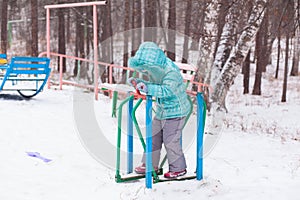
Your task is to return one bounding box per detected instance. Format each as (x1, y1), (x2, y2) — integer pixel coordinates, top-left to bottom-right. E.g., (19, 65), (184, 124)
(111, 91), (118, 117)
(132, 98), (146, 149)
(132, 97), (159, 182)
(115, 95), (134, 182)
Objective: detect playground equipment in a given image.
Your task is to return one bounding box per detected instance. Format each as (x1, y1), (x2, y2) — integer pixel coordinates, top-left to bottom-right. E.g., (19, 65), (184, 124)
(112, 61), (209, 188)
(44, 1), (107, 100)
(115, 91), (206, 188)
(0, 54), (51, 98)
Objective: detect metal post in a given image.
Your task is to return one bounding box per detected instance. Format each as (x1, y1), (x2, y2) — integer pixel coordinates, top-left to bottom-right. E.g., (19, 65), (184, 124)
(127, 95), (134, 173)
(44, 2), (106, 94)
(115, 95), (133, 182)
(145, 95), (152, 189)
(196, 92), (204, 180)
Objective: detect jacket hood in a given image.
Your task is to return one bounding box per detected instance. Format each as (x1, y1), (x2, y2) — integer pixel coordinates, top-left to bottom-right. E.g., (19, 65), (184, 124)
(128, 42), (170, 83)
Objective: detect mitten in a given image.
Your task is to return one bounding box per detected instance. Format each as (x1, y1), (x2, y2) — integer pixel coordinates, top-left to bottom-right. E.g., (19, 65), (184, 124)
(127, 77), (137, 87)
(136, 82), (148, 93)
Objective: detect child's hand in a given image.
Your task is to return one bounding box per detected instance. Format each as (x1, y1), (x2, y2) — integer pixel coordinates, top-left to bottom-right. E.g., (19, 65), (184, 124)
(127, 77), (137, 87)
(136, 82), (148, 93)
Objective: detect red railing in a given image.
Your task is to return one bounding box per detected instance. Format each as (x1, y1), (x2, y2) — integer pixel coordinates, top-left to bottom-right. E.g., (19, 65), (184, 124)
(39, 52), (212, 99)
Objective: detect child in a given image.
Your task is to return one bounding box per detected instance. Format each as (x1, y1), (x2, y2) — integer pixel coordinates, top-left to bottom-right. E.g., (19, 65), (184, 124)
(127, 42), (191, 178)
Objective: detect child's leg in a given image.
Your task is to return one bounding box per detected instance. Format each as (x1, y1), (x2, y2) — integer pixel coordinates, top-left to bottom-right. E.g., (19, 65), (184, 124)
(141, 117), (163, 167)
(163, 117), (187, 172)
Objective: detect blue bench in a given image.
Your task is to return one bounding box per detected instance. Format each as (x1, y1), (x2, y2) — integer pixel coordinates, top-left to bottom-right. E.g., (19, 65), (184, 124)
(0, 56), (51, 98)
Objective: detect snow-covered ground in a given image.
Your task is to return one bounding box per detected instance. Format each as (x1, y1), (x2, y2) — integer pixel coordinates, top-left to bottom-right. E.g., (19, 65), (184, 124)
(0, 66), (299, 200)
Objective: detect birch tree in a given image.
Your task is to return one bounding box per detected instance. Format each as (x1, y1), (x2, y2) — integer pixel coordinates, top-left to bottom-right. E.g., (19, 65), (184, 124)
(211, 0), (267, 111)
(210, 0), (241, 86)
(195, 0), (220, 83)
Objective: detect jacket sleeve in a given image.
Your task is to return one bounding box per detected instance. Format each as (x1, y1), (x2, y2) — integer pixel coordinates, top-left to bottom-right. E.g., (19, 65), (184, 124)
(145, 72), (180, 98)
(134, 78), (151, 86)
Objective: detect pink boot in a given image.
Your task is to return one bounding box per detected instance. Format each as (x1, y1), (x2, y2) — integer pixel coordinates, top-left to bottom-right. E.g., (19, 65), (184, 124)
(164, 169), (187, 178)
(134, 163), (158, 174)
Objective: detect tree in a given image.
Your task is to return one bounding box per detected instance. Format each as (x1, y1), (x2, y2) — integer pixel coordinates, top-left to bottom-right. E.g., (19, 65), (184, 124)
(290, 28), (300, 76)
(281, 0), (294, 102)
(31, 0), (38, 57)
(290, 0), (300, 76)
(210, 0), (241, 86)
(181, 0), (192, 63)
(190, 1), (206, 51)
(73, 6), (86, 78)
(274, 0), (290, 79)
(211, 0), (267, 111)
(57, 6), (66, 73)
(131, 0), (142, 56)
(242, 50), (251, 94)
(166, 0), (176, 61)
(1, 0), (8, 54)
(195, 0), (220, 83)
(252, 13), (268, 95)
(144, 0), (157, 42)
(281, 32), (289, 102)
(123, 0), (130, 68)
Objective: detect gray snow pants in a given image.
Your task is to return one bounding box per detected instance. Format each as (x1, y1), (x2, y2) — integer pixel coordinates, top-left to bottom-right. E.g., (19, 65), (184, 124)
(142, 116), (187, 172)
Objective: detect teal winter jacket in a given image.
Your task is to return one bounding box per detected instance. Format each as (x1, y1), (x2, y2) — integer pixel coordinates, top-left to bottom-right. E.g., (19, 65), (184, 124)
(128, 42), (191, 120)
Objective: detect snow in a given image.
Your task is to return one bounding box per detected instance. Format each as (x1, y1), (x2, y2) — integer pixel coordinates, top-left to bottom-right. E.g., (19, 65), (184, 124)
(0, 66), (300, 200)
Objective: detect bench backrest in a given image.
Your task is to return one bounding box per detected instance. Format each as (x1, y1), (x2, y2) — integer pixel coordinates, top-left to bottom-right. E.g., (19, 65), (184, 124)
(0, 54), (8, 66)
(175, 62), (197, 82)
(8, 57), (50, 75)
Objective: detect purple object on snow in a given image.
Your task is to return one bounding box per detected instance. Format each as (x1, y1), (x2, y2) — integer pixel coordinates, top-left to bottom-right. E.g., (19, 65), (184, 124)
(26, 152), (52, 163)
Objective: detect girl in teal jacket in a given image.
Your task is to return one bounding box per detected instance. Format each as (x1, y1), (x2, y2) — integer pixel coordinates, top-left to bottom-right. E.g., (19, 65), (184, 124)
(128, 42), (190, 178)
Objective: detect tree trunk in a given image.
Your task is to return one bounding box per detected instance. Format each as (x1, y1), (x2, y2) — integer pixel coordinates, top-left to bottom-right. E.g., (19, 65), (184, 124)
(195, 0), (220, 83)
(123, 0), (130, 66)
(214, 0), (231, 59)
(30, 0), (38, 57)
(58, 7), (66, 73)
(252, 13), (268, 95)
(275, 32), (281, 79)
(98, 0), (114, 83)
(243, 50), (250, 94)
(73, 8), (81, 77)
(261, 10), (269, 72)
(181, 0), (192, 63)
(281, 33), (289, 102)
(166, 0), (176, 61)
(252, 28), (263, 95)
(78, 7), (86, 79)
(1, 0), (8, 54)
(122, 0), (130, 83)
(144, 0), (157, 42)
(210, 0), (240, 85)
(290, 27), (299, 76)
(131, 0), (142, 56)
(190, 1), (205, 51)
(107, 0), (114, 83)
(211, 0), (267, 111)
